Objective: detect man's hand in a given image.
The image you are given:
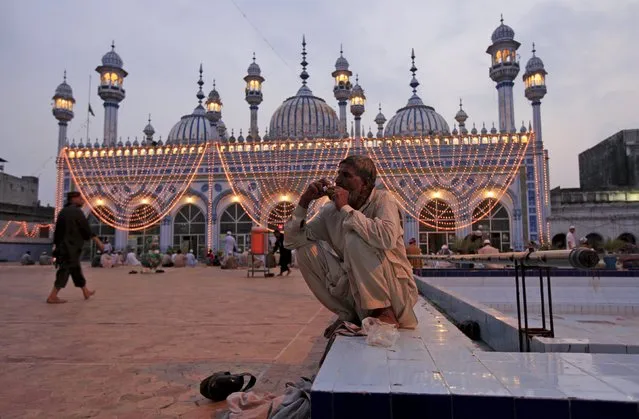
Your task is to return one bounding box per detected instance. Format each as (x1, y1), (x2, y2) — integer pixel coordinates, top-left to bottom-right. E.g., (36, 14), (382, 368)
(93, 236), (105, 252)
(332, 186), (349, 211)
(299, 179), (331, 209)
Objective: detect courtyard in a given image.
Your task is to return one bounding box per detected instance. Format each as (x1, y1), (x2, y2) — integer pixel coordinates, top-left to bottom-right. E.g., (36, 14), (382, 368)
(0, 264), (334, 418)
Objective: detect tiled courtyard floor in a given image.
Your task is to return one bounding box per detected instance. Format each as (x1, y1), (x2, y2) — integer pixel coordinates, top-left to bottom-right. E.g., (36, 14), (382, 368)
(0, 263), (334, 418)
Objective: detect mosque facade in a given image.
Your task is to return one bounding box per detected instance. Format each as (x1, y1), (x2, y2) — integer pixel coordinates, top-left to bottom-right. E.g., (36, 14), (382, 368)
(52, 20), (551, 257)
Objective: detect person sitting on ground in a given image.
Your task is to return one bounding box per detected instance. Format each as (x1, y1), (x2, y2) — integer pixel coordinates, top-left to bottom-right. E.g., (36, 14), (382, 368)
(206, 249), (215, 266)
(186, 249), (197, 267)
(100, 251), (114, 268)
(39, 251), (52, 266)
(125, 249), (142, 274)
(284, 155), (418, 330)
(477, 239), (500, 269)
(173, 249), (186, 268)
(161, 251), (174, 267)
(21, 251), (35, 265)
(113, 250), (123, 266)
(91, 251), (102, 267)
(405, 238), (423, 271)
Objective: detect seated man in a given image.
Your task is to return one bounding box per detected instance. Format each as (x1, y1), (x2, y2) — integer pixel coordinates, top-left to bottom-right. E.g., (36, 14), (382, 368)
(284, 155), (418, 329)
(125, 249), (142, 274)
(39, 251), (53, 266)
(477, 239), (500, 269)
(186, 249), (197, 267)
(21, 251), (35, 265)
(173, 250), (186, 268)
(100, 251), (114, 268)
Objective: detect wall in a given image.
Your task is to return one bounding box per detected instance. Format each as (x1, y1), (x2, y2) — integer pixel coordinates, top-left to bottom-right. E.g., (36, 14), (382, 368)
(578, 130), (639, 190)
(0, 240), (53, 262)
(0, 172), (39, 206)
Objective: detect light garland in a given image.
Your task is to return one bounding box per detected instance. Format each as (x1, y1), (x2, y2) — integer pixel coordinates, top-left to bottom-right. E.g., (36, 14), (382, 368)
(0, 221), (54, 239)
(63, 142), (209, 231)
(217, 138), (351, 229)
(365, 133), (530, 230)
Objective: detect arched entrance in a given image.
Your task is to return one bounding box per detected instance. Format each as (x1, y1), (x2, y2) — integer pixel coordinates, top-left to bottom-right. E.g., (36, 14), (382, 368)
(552, 233), (566, 249)
(128, 205), (160, 255)
(267, 202), (295, 232)
(419, 199), (456, 254)
(585, 232), (604, 251)
(618, 232), (637, 245)
(86, 208), (116, 259)
(219, 203), (253, 253)
(472, 198), (511, 252)
(173, 204), (206, 257)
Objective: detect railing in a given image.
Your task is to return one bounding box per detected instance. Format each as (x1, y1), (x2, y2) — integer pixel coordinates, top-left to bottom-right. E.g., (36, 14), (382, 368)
(411, 248), (599, 270)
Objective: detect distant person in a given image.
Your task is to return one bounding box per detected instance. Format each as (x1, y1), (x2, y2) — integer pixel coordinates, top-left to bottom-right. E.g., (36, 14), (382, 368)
(47, 191), (103, 304)
(162, 251), (174, 267)
(126, 249), (142, 274)
(272, 230), (291, 276)
(405, 238), (423, 270)
(21, 251), (35, 265)
(173, 249), (186, 268)
(224, 231), (237, 257)
(100, 251), (114, 268)
(477, 239), (500, 269)
(39, 251), (52, 266)
(566, 225), (577, 250)
(186, 249), (197, 267)
(103, 238), (113, 254)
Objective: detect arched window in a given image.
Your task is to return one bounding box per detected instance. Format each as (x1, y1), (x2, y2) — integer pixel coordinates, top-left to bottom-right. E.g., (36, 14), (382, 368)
(173, 204), (206, 258)
(585, 233), (604, 251)
(618, 232), (636, 245)
(220, 203), (253, 253)
(128, 205), (160, 256)
(267, 202), (295, 232)
(552, 233), (566, 250)
(472, 198), (511, 251)
(419, 199), (456, 254)
(86, 208), (116, 259)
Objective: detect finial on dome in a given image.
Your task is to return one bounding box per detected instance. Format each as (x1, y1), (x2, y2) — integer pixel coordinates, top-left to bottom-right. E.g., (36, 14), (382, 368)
(459, 98), (463, 110)
(197, 64), (205, 104)
(300, 35), (309, 86)
(148, 114), (151, 123)
(252, 52), (256, 62)
(532, 42), (536, 56)
(409, 48), (419, 94)
(500, 14), (504, 24)
(340, 43), (343, 56)
(63, 69), (67, 82)
(111, 40), (115, 50)
(355, 74), (359, 84)
(379, 103), (382, 112)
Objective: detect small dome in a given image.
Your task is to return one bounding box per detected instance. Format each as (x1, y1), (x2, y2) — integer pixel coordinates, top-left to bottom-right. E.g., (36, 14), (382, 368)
(94, 139), (100, 148)
(471, 124), (478, 135)
(374, 105), (386, 124)
(335, 49), (349, 71)
(520, 121), (527, 133)
(101, 43), (123, 68)
(481, 123), (488, 135)
(491, 18), (515, 42)
(525, 55), (545, 73)
(125, 138), (131, 147)
(351, 82), (364, 98)
(455, 99), (468, 124)
(452, 124), (458, 135)
(167, 107), (215, 144)
(54, 80), (74, 100)
(143, 115), (155, 137)
(69, 141), (77, 149)
(490, 123), (497, 134)
(247, 54), (261, 76)
(132, 138), (139, 146)
(117, 139), (123, 147)
(237, 131), (245, 143)
(246, 134), (253, 142)
(367, 128), (374, 139)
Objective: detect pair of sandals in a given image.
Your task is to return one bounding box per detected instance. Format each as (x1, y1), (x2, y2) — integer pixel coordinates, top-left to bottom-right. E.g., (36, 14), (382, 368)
(200, 371), (256, 402)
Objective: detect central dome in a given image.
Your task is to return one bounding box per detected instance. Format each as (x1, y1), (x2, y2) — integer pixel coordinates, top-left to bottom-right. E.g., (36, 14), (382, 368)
(268, 36), (341, 140)
(167, 105), (215, 144)
(268, 86), (340, 139)
(384, 49), (449, 137)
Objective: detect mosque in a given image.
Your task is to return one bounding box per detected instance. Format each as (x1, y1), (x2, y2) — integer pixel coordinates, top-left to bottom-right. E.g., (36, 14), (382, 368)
(51, 18), (551, 257)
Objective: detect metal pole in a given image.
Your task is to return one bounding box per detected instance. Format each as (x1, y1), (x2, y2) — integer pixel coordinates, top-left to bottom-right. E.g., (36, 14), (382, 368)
(515, 261), (523, 352)
(546, 268), (555, 338)
(522, 266), (530, 352)
(539, 268), (546, 330)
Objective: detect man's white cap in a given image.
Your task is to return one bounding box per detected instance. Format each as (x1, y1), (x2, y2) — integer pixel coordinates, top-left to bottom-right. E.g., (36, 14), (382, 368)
(483, 239), (491, 245)
(189, 249), (193, 252)
(569, 225), (575, 230)
(441, 244), (449, 249)
(227, 231), (232, 235)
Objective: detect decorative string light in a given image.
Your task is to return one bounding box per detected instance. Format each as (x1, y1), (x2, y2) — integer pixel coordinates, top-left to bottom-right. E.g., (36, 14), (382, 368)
(0, 221), (53, 239)
(63, 142), (209, 230)
(365, 133), (530, 230)
(217, 138), (351, 229)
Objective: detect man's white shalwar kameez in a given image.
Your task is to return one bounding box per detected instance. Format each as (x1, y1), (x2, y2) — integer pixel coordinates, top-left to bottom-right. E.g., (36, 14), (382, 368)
(284, 189), (418, 329)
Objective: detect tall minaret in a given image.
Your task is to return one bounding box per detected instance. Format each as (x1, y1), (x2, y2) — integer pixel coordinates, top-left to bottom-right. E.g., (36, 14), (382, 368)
(143, 114), (155, 143)
(350, 75), (366, 143)
(455, 99), (469, 134)
(95, 42), (127, 146)
(523, 43), (550, 243)
(52, 71), (75, 151)
(486, 16), (520, 133)
(332, 45), (352, 138)
(205, 80), (223, 135)
(244, 53), (265, 139)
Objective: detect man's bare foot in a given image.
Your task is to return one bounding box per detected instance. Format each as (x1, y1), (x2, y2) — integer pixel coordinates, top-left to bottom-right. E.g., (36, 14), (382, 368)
(285, 270), (291, 276)
(371, 307), (400, 327)
(83, 290), (96, 300)
(46, 297), (67, 304)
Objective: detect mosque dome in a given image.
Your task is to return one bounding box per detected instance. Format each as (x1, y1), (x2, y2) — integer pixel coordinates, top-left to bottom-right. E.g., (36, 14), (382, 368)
(54, 79), (74, 100)
(101, 43), (124, 68)
(335, 52), (349, 72)
(491, 18), (515, 43)
(247, 58), (261, 76)
(525, 54), (545, 73)
(384, 49), (449, 137)
(167, 66), (215, 144)
(268, 36), (340, 139)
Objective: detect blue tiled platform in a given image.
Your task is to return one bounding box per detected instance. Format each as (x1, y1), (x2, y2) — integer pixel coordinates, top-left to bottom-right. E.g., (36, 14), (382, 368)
(312, 298), (639, 419)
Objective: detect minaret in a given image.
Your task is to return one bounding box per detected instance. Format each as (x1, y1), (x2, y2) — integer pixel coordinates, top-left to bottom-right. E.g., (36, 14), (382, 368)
(143, 114), (155, 143)
(523, 43), (550, 243)
(332, 45), (353, 137)
(349, 75), (366, 143)
(375, 104), (386, 138)
(95, 42), (127, 146)
(52, 71), (76, 151)
(486, 16), (520, 133)
(244, 53), (265, 139)
(205, 80), (223, 135)
(455, 99), (469, 135)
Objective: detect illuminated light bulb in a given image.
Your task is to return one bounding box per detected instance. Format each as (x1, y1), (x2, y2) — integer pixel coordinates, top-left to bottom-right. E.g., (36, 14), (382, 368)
(186, 196), (194, 203)
(485, 190), (496, 198)
(96, 198), (105, 206)
(141, 198), (149, 204)
(231, 195), (240, 203)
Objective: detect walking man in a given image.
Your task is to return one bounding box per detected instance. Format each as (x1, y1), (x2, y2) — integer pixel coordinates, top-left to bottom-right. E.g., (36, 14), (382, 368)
(284, 155), (418, 329)
(47, 191), (103, 304)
